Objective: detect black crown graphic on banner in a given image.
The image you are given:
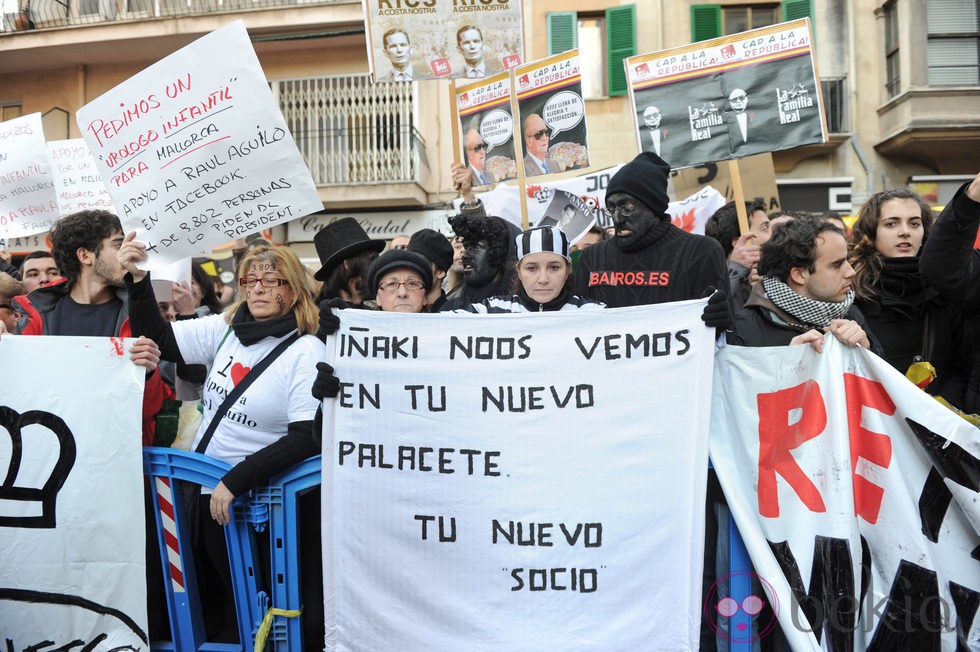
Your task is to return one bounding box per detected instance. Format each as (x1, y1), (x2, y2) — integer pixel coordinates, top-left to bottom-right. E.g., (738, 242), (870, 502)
(0, 406), (76, 529)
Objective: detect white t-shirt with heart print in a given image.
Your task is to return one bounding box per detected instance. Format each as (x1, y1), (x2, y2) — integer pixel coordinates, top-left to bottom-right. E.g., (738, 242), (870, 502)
(173, 313), (324, 469)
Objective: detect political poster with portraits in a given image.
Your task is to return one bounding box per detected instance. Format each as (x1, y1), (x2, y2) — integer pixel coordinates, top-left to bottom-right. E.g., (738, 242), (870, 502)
(710, 337), (980, 651)
(0, 113), (59, 239)
(75, 20), (323, 268)
(0, 335), (148, 650)
(514, 50), (591, 179)
(455, 72), (518, 186)
(47, 138), (116, 216)
(626, 18), (826, 169)
(322, 302), (715, 650)
(365, 0), (523, 82)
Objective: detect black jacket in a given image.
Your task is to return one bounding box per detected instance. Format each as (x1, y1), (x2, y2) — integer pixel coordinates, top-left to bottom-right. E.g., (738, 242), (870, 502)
(734, 282), (883, 355)
(919, 181), (980, 412)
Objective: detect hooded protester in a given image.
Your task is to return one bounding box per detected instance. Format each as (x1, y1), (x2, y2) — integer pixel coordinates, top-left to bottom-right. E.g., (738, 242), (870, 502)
(458, 226), (603, 313)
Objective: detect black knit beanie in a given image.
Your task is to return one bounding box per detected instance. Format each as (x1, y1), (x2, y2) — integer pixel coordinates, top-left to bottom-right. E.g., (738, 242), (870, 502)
(606, 152), (672, 217)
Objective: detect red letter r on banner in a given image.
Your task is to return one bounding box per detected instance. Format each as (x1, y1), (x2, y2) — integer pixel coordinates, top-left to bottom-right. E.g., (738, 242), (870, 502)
(757, 380), (828, 518)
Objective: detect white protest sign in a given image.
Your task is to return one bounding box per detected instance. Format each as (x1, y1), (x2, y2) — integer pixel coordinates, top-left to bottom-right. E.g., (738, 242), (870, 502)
(710, 338), (980, 651)
(47, 138), (116, 215)
(323, 301), (714, 650)
(76, 20), (323, 268)
(0, 335), (148, 650)
(0, 113), (60, 239)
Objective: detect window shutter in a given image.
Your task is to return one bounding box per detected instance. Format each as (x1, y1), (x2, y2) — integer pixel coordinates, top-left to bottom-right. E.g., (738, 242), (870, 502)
(547, 12), (578, 56)
(782, 0), (814, 43)
(782, 0), (812, 21)
(691, 4), (721, 42)
(606, 5), (636, 96)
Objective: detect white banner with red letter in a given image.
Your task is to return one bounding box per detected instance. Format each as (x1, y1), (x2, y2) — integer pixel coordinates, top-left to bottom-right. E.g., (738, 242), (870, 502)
(323, 301), (714, 650)
(710, 337), (980, 651)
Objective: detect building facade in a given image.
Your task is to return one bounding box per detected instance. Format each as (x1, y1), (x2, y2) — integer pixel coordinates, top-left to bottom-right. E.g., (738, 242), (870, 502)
(1, 0), (977, 258)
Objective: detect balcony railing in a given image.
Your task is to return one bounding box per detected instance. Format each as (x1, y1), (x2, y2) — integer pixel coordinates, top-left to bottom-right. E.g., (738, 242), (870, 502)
(272, 74), (423, 186)
(1, 0), (338, 31)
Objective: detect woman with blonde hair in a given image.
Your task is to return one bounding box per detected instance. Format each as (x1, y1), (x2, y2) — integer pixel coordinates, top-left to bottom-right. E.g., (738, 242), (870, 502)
(848, 188), (966, 402)
(119, 235), (324, 641)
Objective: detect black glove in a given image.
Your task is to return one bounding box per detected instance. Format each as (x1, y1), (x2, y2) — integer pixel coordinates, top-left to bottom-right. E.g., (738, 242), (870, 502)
(315, 298), (347, 341)
(701, 286), (734, 331)
(312, 362), (341, 401)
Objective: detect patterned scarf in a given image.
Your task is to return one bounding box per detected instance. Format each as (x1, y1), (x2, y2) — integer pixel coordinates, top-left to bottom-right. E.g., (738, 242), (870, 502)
(763, 276), (855, 329)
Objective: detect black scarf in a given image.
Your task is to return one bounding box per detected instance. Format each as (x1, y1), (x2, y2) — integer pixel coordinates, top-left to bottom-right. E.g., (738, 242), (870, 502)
(230, 304), (299, 345)
(877, 257), (927, 302)
(517, 283), (573, 312)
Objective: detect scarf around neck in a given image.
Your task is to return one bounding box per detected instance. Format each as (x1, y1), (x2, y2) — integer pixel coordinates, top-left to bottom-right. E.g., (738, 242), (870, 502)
(517, 282), (573, 312)
(230, 304), (299, 345)
(877, 256), (926, 301)
(763, 276), (854, 329)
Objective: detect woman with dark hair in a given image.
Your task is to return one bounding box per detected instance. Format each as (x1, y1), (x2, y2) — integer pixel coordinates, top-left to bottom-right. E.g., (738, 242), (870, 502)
(848, 188), (966, 401)
(458, 226), (604, 313)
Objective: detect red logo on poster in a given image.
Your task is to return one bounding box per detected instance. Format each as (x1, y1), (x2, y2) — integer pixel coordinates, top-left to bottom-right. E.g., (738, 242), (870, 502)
(502, 54), (522, 69)
(430, 58), (451, 76)
(721, 44), (736, 59)
(636, 62), (650, 77)
(519, 74), (530, 88)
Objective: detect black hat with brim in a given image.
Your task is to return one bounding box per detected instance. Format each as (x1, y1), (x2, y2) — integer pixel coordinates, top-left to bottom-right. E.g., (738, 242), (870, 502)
(313, 217), (386, 281)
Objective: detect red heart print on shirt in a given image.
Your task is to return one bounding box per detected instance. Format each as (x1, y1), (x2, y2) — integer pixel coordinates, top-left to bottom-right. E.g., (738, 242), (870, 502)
(231, 362), (251, 386)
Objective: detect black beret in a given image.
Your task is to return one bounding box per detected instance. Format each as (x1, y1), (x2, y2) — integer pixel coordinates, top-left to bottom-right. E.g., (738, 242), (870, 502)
(408, 228), (454, 271)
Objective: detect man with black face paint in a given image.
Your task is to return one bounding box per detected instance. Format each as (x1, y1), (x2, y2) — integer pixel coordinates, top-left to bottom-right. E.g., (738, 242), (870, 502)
(439, 213), (518, 311)
(573, 152), (733, 330)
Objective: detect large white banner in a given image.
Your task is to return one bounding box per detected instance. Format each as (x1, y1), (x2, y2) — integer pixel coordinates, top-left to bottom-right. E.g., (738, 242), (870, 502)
(323, 302), (715, 650)
(711, 338), (980, 651)
(76, 20), (323, 268)
(0, 113), (59, 239)
(0, 335), (148, 650)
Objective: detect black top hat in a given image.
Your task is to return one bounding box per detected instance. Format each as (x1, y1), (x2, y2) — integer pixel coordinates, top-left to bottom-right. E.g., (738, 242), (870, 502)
(313, 217), (386, 281)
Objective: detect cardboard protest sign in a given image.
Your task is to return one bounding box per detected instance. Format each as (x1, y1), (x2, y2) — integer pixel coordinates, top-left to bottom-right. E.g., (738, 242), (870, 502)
(459, 163), (725, 237)
(710, 338), (980, 650)
(514, 51), (590, 178)
(75, 20), (323, 268)
(456, 72), (518, 186)
(672, 152), (781, 214)
(365, 1), (523, 82)
(47, 138), (116, 215)
(0, 113), (59, 239)
(627, 18), (826, 169)
(0, 335), (147, 650)
(535, 189), (595, 244)
(322, 302), (714, 650)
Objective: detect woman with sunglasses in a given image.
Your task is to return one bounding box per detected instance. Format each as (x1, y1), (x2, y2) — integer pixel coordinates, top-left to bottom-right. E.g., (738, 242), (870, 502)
(118, 234), (323, 641)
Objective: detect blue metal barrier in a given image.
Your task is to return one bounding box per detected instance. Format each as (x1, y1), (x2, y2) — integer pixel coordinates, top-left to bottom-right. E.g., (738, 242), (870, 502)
(144, 447), (269, 651)
(253, 456), (323, 651)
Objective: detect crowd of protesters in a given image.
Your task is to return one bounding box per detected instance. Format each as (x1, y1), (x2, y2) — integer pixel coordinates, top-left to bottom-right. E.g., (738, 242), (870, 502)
(2, 154), (978, 649)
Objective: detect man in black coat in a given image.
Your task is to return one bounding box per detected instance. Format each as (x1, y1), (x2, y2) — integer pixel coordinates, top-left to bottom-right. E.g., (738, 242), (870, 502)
(734, 215), (881, 353)
(919, 171), (980, 413)
(573, 151), (733, 329)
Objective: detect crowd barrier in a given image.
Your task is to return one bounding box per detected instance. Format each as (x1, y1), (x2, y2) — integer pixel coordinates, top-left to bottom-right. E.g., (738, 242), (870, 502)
(143, 447), (758, 652)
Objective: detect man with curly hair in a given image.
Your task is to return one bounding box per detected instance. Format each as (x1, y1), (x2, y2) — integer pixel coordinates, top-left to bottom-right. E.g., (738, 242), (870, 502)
(733, 214), (880, 352)
(12, 210), (172, 444)
(440, 213), (518, 311)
